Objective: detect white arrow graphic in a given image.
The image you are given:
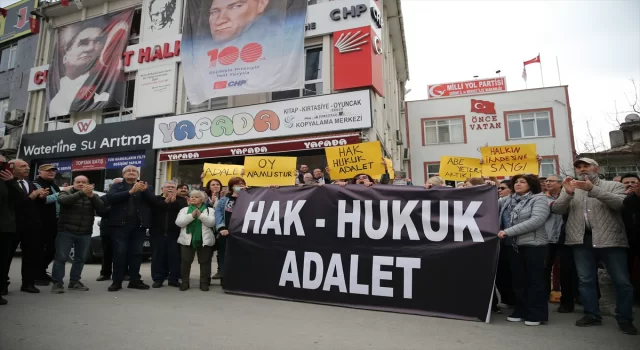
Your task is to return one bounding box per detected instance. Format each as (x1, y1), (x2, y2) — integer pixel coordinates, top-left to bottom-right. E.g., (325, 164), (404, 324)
(334, 31), (370, 53)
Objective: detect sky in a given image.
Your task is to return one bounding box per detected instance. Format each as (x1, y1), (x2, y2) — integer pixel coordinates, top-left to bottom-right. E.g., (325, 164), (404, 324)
(401, 0), (640, 152)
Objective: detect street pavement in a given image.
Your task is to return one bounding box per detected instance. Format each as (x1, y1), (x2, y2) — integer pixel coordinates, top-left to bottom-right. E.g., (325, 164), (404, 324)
(1, 258), (638, 350)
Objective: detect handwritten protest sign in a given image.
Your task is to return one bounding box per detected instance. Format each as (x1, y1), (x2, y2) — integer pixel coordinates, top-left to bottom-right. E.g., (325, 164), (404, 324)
(480, 144), (538, 176)
(244, 156), (297, 187)
(202, 163), (244, 187)
(384, 158), (395, 180)
(325, 141), (386, 180)
(439, 156), (482, 181)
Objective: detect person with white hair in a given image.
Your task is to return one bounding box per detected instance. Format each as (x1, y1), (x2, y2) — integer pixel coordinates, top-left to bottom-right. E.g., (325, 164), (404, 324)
(175, 190), (216, 291)
(105, 166), (155, 292)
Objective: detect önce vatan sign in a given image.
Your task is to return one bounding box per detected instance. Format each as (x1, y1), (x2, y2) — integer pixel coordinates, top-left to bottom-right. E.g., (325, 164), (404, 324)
(439, 156), (482, 181)
(480, 144), (538, 176)
(244, 156), (297, 187)
(325, 141), (386, 180)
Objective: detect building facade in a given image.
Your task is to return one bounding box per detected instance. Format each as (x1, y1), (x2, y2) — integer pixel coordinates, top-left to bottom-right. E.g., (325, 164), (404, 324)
(19, 0), (409, 190)
(0, 0), (40, 158)
(405, 85), (576, 185)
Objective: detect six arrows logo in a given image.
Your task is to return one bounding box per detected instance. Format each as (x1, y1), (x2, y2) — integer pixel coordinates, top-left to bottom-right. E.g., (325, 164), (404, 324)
(334, 30), (370, 54)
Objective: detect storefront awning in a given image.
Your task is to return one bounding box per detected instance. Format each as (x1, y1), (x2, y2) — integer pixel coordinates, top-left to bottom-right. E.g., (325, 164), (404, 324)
(158, 133), (362, 162)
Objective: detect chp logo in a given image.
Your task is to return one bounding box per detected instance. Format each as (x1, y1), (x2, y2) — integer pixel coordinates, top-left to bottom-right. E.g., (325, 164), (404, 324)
(73, 119), (97, 135)
(335, 30), (369, 53)
(214, 80), (247, 89)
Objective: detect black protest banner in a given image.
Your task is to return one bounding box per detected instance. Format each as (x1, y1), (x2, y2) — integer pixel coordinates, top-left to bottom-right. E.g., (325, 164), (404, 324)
(225, 185), (500, 322)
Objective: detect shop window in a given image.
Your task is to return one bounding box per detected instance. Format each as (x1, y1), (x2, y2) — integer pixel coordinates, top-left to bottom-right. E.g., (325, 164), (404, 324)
(44, 114), (71, 131)
(129, 8), (142, 45)
(423, 117), (464, 145)
(507, 110), (552, 139)
(103, 72), (136, 123)
(186, 95), (228, 113)
(272, 47), (323, 101)
(0, 44), (17, 71)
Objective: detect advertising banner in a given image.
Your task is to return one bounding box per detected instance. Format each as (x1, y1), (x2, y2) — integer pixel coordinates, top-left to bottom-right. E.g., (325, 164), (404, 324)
(140, 0), (183, 41)
(134, 64), (177, 118)
(72, 156), (107, 171)
(153, 90), (371, 149)
(225, 185), (500, 321)
(181, 0), (307, 103)
(0, 0), (38, 44)
(106, 154), (146, 169)
(47, 10), (134, 118)
(428, 77), (506, 99)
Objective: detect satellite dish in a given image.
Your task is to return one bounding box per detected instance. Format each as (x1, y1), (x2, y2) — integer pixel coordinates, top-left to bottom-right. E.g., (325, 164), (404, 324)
(625, 113), (640, 122)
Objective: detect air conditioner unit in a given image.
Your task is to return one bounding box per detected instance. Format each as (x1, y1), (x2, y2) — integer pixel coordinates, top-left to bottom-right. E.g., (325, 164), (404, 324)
(4, 109), (25, 126)
(395, 130), (403, 145)
(0, 135), (18, 151)
(402, 147), (410, 160)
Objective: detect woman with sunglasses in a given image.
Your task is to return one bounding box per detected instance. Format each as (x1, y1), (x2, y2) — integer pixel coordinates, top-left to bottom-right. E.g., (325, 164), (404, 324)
(498, 180), (511, 197)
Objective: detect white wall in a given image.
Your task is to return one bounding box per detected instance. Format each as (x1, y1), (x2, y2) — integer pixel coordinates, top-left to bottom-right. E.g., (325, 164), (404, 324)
(405, 86), (575, 185)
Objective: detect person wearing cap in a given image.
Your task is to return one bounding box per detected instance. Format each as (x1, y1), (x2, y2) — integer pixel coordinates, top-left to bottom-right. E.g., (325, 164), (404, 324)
(552, 157), (637, 335)
(33, 164), (69, 286)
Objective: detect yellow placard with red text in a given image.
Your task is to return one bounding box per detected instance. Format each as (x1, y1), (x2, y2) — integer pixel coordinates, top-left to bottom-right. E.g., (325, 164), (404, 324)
(202, 163), (244, 188)
(243, 156), (297, 187)
(480, 144), (538, 176)
(439, 156), (483, 181)
(325, 141), (386, 180)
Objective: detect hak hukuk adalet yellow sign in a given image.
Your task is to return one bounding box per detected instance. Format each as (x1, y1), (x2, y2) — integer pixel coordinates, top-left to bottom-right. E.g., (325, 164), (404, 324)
(244, 156), (297, 187)
(439, 156), (483, 181)
(480, 144), (538, 176)
(202, 163), (244, 187)
(325, 141), (386, 180)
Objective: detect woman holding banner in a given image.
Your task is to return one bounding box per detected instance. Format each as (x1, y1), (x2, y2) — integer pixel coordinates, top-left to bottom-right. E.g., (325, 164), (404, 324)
(497, 174), (550, 326)
(204, 178), (223, 280)
(175, 190), (217, 292)
(215, 177), (247, 288)
(334, 174), (375, 187)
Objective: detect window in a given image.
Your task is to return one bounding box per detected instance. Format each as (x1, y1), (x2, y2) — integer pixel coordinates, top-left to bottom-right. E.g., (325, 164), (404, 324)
(103, 72), (136, 123)
(129, 9), (142, 45)
(423, 118), (464, 145)
(602, 165), (640, 178)
(425, 163), (440, 178)
(539, 158), (557, 177)
(272, 47), (323, 101)
(0, 44), (17, 71)
(0, 99), (8, 136)
(507, 110), (552, 139)
(45, 115), (71, 131)
(186, 96), (228, 113)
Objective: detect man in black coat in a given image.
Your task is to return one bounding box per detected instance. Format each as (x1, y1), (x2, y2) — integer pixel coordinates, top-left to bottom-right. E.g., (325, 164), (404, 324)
(96, 178), (124, 282)
(5, 160), (47, 294)
(51, 176), (105, 294)
(0, 155), (24, 304)
(105, 166), (155, 292)
(622, 174), (640, 302)
(150, 181), (187, 288)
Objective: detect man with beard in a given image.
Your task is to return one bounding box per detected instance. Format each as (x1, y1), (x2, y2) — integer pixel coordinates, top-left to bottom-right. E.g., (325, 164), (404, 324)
(0, 155), (24, 304)
(33, 164), (68, 286)
(5, 160), (48, 294)
(552, 158), (637, 335)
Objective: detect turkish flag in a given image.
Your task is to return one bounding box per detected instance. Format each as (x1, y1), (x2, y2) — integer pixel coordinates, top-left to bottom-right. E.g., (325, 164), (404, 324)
(61, 0), (69, 6)
(471, 99), (496, 114)
(0, 8), (7, 18)
(30, 18), (40, 34)
(524, 54), (541, 66)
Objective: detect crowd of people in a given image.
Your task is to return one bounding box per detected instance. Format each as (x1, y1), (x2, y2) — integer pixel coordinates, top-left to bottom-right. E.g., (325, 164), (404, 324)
(0, 154), (638, 336)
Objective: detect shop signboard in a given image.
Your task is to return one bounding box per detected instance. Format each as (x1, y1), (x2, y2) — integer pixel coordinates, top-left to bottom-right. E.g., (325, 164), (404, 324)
(19, 118), (155, 161)
(153, 90), (372, 149)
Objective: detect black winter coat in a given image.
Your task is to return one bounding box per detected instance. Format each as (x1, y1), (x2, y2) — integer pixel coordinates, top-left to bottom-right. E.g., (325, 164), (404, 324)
(105, 181), (155, 228)
(150, 195), (188, 238)
(58, 189), (106, 234)
(623, 193), (640, 247)
(0, 179), (23, 234)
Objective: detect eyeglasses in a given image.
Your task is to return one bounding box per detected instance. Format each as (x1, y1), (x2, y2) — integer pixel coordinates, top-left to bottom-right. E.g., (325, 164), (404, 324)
(544, 180), (561, 183)
(498, 187), (508, 190)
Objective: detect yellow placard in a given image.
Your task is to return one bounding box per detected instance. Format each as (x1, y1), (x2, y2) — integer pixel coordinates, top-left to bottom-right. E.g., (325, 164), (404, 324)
(384, 158), (395, 180)
(481, 144), (538, 176)
(325, 141), (386, 180)
(439, 156), (483, 181)
(202, 163), (244, 188)
(244, 156), (297, 187)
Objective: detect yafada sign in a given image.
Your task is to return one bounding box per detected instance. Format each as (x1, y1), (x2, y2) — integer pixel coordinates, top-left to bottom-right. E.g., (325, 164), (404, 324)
(19, 118), (155, 159)
(152, 90), (372, 149)
(224, 185), (500, 322)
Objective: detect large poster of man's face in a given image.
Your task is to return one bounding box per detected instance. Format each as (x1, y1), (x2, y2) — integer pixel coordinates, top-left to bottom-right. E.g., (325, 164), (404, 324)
(47, 10), (134, 119)
(141, 0), (182, 40)
(182, 0), (307, 104)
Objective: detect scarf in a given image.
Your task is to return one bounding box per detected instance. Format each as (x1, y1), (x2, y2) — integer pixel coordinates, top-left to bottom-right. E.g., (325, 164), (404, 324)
(505, 192), (533, 252)
(187, 204), (207, 248)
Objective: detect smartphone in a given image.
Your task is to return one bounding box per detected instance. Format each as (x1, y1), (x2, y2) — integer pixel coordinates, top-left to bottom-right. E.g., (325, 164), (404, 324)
(0, 162), (14, 172)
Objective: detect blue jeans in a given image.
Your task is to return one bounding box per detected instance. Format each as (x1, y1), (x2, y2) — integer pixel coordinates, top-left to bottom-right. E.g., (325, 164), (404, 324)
(112, 224), (146, 284)
(573, 233), (634, 324)
(51, 232), (91, 284)
(151, 235), (181, 283)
